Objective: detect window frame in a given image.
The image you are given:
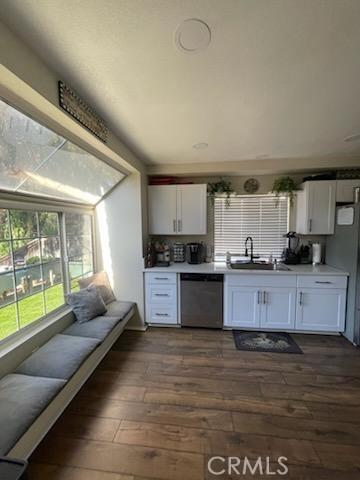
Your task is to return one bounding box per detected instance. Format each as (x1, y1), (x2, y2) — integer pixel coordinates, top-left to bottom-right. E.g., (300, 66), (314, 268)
(214, 194), (290, 261)
(0, 198), (96, 346)
(0, 95), (129, 207)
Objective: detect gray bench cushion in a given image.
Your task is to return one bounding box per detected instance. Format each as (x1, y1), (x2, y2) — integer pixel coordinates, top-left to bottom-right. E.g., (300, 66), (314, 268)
(62, 315), (121, 341)
(15, 334), (100, 380)
(104, 300), (134, 319)
(0, 374), (66, 455)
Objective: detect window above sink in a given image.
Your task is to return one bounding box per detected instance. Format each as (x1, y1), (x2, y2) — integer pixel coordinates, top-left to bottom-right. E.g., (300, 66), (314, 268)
(214, 195), (289, 261)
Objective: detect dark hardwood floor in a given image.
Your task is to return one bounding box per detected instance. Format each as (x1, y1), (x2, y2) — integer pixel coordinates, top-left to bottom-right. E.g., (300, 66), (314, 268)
(28, 328), (360, 479)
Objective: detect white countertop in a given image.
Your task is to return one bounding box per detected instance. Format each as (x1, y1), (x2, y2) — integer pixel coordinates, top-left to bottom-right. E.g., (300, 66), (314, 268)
(144, 262), (349, 276)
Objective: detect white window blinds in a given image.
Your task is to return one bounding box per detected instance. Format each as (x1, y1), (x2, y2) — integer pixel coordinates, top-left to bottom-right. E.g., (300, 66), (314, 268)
(214, 195), (289, 260)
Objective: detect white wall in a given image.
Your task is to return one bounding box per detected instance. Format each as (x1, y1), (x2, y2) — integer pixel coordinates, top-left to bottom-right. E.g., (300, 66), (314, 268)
(95, 173), (145, 330)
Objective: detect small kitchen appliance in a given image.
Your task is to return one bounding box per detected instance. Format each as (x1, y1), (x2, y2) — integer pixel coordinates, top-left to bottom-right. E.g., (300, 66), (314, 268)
(281, 231), (300, 265)
(312, 243), (322, 265)
(173, 242), (185, 262)
(186, 242), (203, 264)
(154, 240), (170, 267)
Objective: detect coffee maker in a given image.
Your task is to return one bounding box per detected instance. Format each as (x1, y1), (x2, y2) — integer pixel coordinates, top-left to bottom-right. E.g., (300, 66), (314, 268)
(186, 243), (203, 264)
(281, 232), (300, 265)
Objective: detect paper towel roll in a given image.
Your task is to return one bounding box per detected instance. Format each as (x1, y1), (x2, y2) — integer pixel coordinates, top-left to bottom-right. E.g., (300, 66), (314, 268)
(312, 243), (322, 265)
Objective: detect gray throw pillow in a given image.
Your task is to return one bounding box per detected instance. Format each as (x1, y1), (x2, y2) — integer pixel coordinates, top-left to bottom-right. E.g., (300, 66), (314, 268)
(66, 285), (107, 323)
(78, 271), (116, 305)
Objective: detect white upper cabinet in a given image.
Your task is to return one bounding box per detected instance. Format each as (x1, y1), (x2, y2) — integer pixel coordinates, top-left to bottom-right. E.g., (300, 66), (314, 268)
(176, 184), (207, 234)
(296, 180), (336, 235)
(336, 179), (360, 203)
(148, 185), (177, 235)
(148, 184), (207, 235)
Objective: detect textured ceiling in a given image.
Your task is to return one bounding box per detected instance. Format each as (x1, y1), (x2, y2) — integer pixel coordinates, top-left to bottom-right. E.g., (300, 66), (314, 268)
(1, 0), (360, 168)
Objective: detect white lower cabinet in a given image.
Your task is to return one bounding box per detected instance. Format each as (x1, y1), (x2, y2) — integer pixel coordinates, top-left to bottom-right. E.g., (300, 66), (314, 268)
(224, 274), (347, 332)
(225, 286), (261, 328)
(224, 285), (295, 329)
(145, 272), (178, 325)
(260, 287), (296, 330)
(295, 288), (346, 332)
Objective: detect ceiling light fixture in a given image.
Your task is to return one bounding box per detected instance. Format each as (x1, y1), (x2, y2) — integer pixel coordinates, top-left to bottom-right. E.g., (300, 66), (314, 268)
(344, 133), (360, 143)
(193, 142), (208, 149)
(175, 19), (211, 54)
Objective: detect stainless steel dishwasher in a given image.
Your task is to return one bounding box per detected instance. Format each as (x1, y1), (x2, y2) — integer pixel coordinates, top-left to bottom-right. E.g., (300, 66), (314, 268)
(180, 273), (223, 328)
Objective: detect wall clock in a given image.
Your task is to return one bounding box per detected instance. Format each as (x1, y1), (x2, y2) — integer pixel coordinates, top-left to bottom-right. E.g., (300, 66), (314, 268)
(244, 178), (259, 194)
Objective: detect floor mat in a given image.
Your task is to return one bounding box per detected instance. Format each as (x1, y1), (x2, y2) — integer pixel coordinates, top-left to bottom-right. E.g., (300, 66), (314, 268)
(232, 330), (303, 354)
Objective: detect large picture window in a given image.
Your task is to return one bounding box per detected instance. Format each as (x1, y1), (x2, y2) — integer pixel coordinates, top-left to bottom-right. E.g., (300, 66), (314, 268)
(65, 212), (94, 291)
(0, 98), (126, 204)
(214, 195), (289, 260)
(0, 208), (94, 341)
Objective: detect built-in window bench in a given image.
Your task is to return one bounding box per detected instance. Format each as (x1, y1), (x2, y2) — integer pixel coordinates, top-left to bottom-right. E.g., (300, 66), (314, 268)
(0, 300), (135, 462)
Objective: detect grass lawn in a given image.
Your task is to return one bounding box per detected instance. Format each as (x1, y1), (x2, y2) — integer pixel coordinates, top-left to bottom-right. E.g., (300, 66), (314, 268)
(0, 283), (65, 341)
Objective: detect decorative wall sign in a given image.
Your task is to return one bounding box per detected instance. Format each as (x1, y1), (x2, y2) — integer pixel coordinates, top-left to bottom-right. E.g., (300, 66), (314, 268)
(244, 178), (259, 194)
(58, 81), (108, 142)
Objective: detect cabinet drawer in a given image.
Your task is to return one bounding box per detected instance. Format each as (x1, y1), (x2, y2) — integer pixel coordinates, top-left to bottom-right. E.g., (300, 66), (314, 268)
(225, 274), (296, 288)
(297, 275), (347, 289)
(145, 272), (177, 285)
(146, 304), (177, 324)
(146, 284), (177, 304)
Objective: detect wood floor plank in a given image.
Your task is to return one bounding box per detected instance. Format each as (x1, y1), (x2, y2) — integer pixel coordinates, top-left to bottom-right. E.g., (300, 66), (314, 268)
(106, 350), (183, 365)
(182, 354), (316, 373)
(283, 372), (360, 388)
(80, 383), (146, 402)
(232, 411), (360, 445)
(28, 463), (134, 480)
(312, 442), (360, 471)
(68, 395), (234, 431)
(50, 412), (120, 442)
(147, 363), (285, 384)
(306, 401), (360, 424)
(114, 420), (320, 466)
(99, 356), (150, 374)
(87, 369), (262, 397)
(32, 436), (204, 480)
(144, 388), (311, 418)
(260, 383), (360, 405)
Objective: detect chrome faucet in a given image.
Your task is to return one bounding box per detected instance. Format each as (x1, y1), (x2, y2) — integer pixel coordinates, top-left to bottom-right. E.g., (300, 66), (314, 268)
(245, 236), (254, 262)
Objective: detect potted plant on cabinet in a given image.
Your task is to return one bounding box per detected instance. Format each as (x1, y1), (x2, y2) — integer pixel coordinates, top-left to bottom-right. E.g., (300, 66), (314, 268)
(207, 178), (235, 207)
(272, 176), (298, 207)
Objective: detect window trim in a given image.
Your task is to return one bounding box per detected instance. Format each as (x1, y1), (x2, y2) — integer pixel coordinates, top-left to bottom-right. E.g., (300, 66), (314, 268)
(0, 199), (96, 346)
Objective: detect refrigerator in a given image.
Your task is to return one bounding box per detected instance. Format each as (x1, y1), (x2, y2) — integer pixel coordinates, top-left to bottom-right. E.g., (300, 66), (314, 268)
(326, 204), (360, 346)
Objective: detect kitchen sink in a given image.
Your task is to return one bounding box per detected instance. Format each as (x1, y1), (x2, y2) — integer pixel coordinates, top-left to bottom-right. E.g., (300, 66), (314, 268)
(229, 261), (290, 271)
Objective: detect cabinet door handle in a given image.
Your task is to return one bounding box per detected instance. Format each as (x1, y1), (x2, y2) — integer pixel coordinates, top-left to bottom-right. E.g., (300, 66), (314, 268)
(299, 292), (303, 306)
(155, 313), (169, 317)
(173, 219), (177, 232)
(263, 291), (267, 304)
(257, 291), (261, 304)
(309, 219), (312, 232)
(178, 219), (182, 232)
(315, 281), (332, 284)
(154, 277), (169, 281)
(154, 293), (169, 297)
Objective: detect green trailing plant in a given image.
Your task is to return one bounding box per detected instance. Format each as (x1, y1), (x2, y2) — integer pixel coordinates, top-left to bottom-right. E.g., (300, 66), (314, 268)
(207, 177), (235, 207)
(272, 176), (298, 207)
